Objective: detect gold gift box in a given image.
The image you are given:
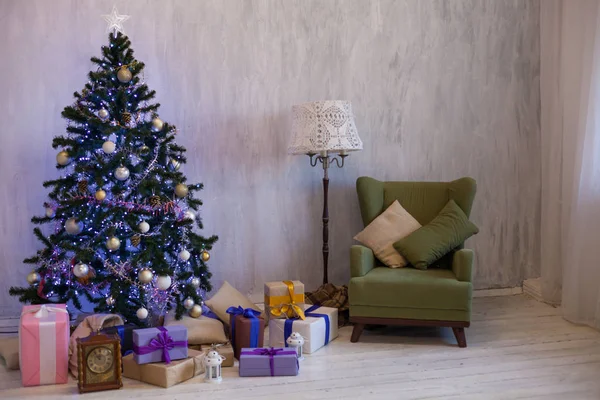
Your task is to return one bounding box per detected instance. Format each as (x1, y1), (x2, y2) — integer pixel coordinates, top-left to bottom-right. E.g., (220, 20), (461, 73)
(123, 349), (205, 388)
(264, 280), (305, 322)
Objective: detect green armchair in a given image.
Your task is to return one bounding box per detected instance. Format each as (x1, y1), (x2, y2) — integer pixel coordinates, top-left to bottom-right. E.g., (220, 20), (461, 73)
(349, 177), (477, 347)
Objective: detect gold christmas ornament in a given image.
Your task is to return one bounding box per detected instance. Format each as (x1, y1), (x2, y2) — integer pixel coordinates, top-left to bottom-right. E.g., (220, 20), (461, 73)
(106, 236), (121, 251)
(95, 189), (107, 201)
(121, 112), (132, 125)
(139, 145), (150, 155)
(77, 180), (89, 194)
(102, 140), (116, 154)
(130, 235), (141, 247)
(138, 268), (154, 284)
(56, 151), (70, 166)
(201, 251), (210, 262)
(26, 271), (40, 285)
(174, 183), (189, 198)
(114, 166), (130, 181)
(117, 66), (132, 83)
(98, 108), (109, 120)
(149, 195), (162, 207)
(65, 218), (83, 235)
(189, 304), (203, 318)
(151, 117), (164, 132)
(73, 262), (89, 278)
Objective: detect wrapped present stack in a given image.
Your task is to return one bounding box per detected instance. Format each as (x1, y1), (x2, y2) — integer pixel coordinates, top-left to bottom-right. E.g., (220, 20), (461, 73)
(132, 326), (188, 364)
(19, 304), (70, 387)
(226, 306), (265, 359)
(123, 349), (205, 388)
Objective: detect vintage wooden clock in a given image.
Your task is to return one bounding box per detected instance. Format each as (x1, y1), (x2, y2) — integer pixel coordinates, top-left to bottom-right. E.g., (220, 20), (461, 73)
(77, 333), (123, 393)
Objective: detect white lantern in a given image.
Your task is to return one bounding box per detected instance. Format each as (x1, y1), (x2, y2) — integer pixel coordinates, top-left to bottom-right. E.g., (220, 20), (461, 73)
(203, 350), (225, 383)
(286, 332), (305, 360)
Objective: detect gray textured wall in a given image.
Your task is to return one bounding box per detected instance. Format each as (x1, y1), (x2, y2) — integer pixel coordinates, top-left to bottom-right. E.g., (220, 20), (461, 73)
(0, 0), (540, 316)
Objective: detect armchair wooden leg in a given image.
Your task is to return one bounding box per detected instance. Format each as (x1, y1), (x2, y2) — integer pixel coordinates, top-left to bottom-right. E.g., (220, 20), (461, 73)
(351, 323), (365, 343)
(452, 327), (467, 348)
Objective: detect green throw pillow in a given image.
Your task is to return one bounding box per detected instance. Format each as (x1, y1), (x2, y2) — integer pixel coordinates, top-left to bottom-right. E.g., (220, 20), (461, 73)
(393, 200), (478, 270)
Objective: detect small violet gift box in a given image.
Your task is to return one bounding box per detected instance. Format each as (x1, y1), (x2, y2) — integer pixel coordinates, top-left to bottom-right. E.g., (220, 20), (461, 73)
(226, 306), (265, 359)
(132, 325), (188, 365)
(19, 304), (70, 387)
(239, 347), (299, 377)
(269, 304), (338, 354)
(100, 324), (137, 356)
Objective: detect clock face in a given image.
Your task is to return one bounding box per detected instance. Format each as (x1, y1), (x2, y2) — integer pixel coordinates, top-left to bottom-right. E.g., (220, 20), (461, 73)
(86, 346), (114, 374)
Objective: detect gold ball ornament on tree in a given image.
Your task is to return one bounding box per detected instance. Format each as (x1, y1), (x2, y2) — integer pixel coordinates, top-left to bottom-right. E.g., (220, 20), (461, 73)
(117, 66), (132, 83)
(169, 159), (181, 171)
(73, 262), (89, 278)
(114, 166), (130, 181)
(26, 271), (40, 285)
(139, 145), (150, 155)
(138, 221), (150, 233)
(189, 304), (203, 318)
(56, 151), (70, 166)
(174, 183), (189, 198)
(98, 108), (109, 120)
(95, 189), (107, 201)
(106, 236), (121, 251)
(156, 275), (172, 291)
(65, 218), (83, 235)
(102, 140), (116, 154)
(183, 297), (195, 310)
(136, 307), (149, 320)
(138, 268), (154, 284)
(201, 251), (210, 262)
(151, 117), (164, 132)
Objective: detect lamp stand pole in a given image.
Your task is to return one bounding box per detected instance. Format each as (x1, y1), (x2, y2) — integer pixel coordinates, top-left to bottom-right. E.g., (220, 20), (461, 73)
(308, 152), (348, 285)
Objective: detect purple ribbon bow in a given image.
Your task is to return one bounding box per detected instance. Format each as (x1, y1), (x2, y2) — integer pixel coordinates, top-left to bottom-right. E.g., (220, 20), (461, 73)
(132, 326), (187, 364)
(247, 347), (297, 376)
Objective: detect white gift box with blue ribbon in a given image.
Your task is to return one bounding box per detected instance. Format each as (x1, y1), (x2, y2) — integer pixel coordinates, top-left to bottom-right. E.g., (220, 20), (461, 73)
(268, 305), (338, 354)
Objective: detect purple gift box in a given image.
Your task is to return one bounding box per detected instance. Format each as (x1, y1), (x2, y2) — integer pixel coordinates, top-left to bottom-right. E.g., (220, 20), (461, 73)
(132, 325), (188, 365)
(239, 347), (299, 377)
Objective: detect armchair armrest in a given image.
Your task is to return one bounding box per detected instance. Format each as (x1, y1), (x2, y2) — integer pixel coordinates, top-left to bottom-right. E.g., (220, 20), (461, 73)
(351, 245), (375, 278)
(452, 249), (474, 282)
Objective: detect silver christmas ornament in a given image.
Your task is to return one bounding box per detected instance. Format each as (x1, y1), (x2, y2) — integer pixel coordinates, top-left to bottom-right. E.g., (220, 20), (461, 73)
(73, 262), (89, 278)
(189, 304), (203, 318)
(117, 66), (132, 83)
(98, 108), (109, 120)
(102, 140), (116, 154)
(136, 307), (149, 320)
(156, 275), (172, 290)
(106, 236), (121, 251)
(183, 297), (195, 310)
(138, 221), (150, 233)
(45, 207), (55, 218)
(138, 268), (154, 284)
(191, 277), (201, 288)
(114, 166), (130, 181)
(183, 210), (196, 222)
(106, 296), (115, 306)
(151, 117), (164, 132)
(178, 249), (191, 262)
(56, 151), (70, 166)
(26, 271), (40, 285)
(65, 218), (83, 235)
(169, 159), (181, 171)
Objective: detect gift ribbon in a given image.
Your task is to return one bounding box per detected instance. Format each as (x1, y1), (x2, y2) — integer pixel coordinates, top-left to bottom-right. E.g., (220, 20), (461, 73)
(132, 326), (187, 364)
(283, 304), (330, 348)
(226, 306), (261, 348)
(241, 347), (297, 376)
(269, 280), (305, 320)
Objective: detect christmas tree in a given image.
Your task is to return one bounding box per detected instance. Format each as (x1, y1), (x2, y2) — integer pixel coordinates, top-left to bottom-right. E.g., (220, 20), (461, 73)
(9, 29), (217, 326)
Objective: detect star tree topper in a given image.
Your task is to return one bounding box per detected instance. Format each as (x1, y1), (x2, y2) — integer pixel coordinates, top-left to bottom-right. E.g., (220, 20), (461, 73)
(102, 5), (130, 36)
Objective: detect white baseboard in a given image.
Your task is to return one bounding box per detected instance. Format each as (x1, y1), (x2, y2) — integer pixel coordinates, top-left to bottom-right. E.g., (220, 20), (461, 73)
(473, 286), (523, 298)
(523, 278), (543, 302)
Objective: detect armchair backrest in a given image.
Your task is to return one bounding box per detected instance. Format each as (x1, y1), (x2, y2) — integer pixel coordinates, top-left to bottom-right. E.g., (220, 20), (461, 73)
(356, 177), (477, 266)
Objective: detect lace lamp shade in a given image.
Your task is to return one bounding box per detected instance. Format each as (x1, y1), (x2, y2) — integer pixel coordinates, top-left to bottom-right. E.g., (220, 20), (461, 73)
(288, 100), (363, 155)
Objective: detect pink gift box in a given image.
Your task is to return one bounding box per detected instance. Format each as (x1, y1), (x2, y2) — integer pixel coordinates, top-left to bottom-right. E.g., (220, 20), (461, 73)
(19, 304), (70, 386)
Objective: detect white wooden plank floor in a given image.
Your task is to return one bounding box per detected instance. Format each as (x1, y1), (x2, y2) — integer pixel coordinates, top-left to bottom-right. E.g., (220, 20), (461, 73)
(2, 295), (600, 400)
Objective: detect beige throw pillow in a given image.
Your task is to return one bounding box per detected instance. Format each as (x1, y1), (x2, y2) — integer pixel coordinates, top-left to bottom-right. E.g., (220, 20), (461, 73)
(353, 200), (421, 268)
(164, 314), (228, 345)
(205, 281), (260, 327)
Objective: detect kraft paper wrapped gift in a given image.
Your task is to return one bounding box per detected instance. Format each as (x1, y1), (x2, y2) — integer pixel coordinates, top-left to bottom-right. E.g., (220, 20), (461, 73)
(264, 280), (305, 322)
(269, 304), (338, 354)
(239, 348), (299, 377)
(188, 343), (234, 367)
(100, 324), (137, 356)
(133, 325), (188, 365)
(19, 304), (70, 387)
(226, 307), (265, 359)
(123, 349), (205, 388)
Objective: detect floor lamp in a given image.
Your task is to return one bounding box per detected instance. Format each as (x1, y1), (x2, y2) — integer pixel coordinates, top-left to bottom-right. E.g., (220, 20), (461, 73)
(288, 100), (363, 285)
